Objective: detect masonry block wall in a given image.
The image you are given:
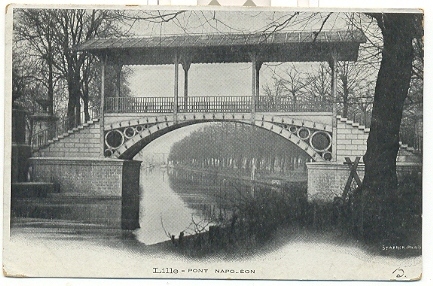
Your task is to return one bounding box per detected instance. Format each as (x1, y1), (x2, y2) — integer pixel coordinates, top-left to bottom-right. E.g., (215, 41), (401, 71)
(28, 158), (141, 229)
(307, 163), (365, 202)
(307, 162), (421, 203)
(34, 121), (101, 158)
(335, 116), (369, 162)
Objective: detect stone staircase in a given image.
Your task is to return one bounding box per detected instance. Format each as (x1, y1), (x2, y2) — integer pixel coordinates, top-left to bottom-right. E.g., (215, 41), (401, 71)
(33, 118), (100, 152)
(336, 115), (421, 163)
(32, 118), (101, 158)
(336, 116), (370, 133)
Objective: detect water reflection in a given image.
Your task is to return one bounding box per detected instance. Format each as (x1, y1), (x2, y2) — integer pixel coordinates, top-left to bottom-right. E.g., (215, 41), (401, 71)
(134, 165), (292, 245)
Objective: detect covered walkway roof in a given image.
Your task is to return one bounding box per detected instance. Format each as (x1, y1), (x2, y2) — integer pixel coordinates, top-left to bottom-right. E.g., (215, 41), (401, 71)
(75, 30), (367, 65)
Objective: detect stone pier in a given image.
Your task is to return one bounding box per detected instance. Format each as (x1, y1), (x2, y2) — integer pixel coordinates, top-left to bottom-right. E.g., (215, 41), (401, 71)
(28, 157), (141, 230)
(306, 162), (422, 203)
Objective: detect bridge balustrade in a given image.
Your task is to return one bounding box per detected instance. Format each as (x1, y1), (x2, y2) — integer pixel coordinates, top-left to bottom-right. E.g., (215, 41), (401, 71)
(256, 96), (332, 113)
(104, 96), (332, 114)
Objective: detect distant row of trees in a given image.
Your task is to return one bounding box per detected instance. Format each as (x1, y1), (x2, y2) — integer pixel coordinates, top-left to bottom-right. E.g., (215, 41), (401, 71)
(169, 122), (311, 175)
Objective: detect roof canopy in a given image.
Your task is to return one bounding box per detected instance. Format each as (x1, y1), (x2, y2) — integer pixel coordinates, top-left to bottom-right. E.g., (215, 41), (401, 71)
(75, 30), (367, 66)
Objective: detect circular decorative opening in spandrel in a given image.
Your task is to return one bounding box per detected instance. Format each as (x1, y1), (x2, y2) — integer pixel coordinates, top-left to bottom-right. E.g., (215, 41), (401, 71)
(310, 131), (332, 152)
(289, 125), (298, 133)
(105, 130), (124, 149)
(297, 127), (311, 140)
(124, 126), (136, 139)
(322, 151), (332, 161)
(104, 149), (113, 157)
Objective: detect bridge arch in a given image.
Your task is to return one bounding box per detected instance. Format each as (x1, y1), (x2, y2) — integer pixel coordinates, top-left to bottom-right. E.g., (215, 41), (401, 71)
(104, 113), (332, 161)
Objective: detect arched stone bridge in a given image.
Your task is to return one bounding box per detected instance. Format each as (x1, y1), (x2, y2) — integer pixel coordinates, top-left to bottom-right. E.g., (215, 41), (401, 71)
(33, 111), (420, 164)
(103, 112), (334, 161)
(33, 109), (335, 159)
(26, 30), (422, 231)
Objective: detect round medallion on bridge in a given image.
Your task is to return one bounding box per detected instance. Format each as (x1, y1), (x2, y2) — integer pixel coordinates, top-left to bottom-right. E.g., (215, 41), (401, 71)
(288, 126), (298, 133)
(124, 126), (136, 139)
(310, 131), (332, 152)
(297, 127), (311, 140)
(104, 149), (113, 157)
(322, 151), (332, 161)
(105, 130), (124, 149)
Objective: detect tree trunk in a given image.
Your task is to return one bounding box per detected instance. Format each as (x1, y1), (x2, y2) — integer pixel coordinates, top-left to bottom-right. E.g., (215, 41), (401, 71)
(358, 13), (416, 244)
(83, 99), (90, 123)
(67, 85), (77, 130)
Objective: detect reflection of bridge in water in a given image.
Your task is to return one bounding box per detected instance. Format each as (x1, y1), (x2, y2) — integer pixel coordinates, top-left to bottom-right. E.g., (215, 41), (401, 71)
(26, 30), (420, 231)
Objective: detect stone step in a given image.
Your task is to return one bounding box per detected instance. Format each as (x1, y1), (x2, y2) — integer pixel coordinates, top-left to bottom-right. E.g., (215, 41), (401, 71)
(32, 117), (100, 152)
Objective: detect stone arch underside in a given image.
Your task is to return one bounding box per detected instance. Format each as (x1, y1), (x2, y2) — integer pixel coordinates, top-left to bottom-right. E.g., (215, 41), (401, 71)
(104, 113), (333, 161)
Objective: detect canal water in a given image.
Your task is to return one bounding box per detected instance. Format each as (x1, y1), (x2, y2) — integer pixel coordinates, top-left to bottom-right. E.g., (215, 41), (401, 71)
(134, 166), (258, 245)
(10, 162), (305, 246)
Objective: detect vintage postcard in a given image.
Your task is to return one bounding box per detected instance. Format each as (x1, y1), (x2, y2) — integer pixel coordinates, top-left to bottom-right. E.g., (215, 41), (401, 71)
(3, 3), (424, 281)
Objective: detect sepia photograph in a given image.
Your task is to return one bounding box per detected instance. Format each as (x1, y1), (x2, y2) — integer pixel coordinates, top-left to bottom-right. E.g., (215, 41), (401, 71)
(3, 3), (424, 281)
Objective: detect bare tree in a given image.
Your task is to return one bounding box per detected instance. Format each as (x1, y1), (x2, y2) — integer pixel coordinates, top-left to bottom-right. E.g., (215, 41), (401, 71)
(14, 9), (127, 128)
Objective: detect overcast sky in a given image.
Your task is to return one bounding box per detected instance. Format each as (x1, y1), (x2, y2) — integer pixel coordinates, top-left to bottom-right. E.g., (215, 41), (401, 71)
(125, 11), (351, 98)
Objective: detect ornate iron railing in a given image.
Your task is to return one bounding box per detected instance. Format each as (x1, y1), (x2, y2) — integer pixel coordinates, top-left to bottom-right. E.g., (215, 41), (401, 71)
(256, 96), (332, 112)
(178, 96), (252, 113)
(105, 96), (332, 114)
(105, 97), (174, 113)
(31, 106), (99, 151)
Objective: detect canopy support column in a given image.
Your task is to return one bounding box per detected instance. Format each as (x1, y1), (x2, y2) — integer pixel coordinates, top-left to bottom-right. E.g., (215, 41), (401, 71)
(173, 52), (179, 122)
(182, 59), (191, 112)
(256, 60), (263, 110)
(114, 64), (122, 112)
(250, 52), (260, 122)
(115, 64), (123, 98)
(100, 54), (107, 157)
(330, 53), (338, 162)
